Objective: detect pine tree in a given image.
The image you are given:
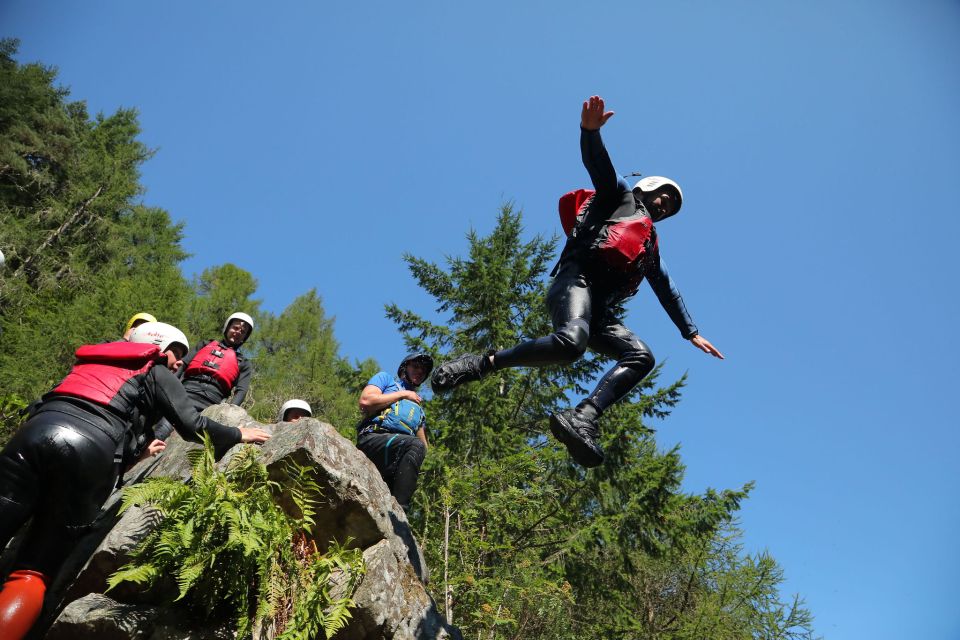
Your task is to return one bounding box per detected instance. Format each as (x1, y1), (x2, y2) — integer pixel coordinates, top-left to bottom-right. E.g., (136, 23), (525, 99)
(248, 289), (365, 432)
(390, 204), (816, 639)
(0, 41), (191, 420)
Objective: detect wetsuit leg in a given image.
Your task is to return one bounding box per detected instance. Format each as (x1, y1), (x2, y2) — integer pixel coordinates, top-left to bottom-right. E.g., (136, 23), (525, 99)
(583, 315), (656, 414)
(492, 260), (593, 368)
(1, 413), (118, 575)
(357, 433), (427, 510)
(0, 412), (117, 638)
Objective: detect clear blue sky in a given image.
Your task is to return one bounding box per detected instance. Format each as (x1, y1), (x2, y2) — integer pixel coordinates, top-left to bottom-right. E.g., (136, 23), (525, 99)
(4, 1), (959, 637)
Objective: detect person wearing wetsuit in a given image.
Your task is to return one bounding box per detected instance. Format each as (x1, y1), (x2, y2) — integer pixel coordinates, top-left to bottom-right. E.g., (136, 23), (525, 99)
(357, 353), (433, 511)
(0, 322), (271, 640)
(432, 95), (723, 468)
(177, 312), (254, 411)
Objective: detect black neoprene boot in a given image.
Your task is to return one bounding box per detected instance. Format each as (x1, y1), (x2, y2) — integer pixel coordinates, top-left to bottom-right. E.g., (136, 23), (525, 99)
(549, 402), (604, 468)
(431, 353), (494, 392)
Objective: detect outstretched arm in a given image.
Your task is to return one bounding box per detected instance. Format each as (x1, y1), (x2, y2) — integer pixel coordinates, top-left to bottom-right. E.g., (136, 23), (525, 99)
(646, 255), (724, 359)
(580, 95), (620, 197)
(149, 366), (270, 448)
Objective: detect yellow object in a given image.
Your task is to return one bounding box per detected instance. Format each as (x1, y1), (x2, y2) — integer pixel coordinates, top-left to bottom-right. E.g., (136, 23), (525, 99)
(124, 312), (157, 334)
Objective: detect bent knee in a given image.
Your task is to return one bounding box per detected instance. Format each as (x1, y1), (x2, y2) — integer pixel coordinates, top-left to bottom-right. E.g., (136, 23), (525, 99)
(620, 347), (655, 375)
(404, 438), (427, 462)
(553, 319), (590, 364)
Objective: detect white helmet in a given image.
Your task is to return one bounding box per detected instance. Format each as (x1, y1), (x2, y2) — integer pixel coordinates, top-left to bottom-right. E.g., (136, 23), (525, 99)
(129, 321), (190, 354)
(278, 399), (312, 422)
(223, 312), (255, 341)
(632, 176), (683, 219)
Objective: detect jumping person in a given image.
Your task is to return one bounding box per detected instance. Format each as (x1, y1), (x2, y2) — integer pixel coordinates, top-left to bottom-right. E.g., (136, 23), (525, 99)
(356, 353), (433, 511)
(432, 96), (723, 468)
(0, 321), (270, 639)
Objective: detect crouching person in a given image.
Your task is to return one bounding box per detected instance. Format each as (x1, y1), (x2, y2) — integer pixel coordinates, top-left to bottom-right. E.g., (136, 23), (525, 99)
(0, 322), (270, 640)
(356, 353), (433, 511)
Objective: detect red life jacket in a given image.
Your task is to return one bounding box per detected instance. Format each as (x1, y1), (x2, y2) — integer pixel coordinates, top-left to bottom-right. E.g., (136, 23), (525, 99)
(52, 342), (163, 406)
(559, 188), (659, 271)
(184, 340), (240, 391)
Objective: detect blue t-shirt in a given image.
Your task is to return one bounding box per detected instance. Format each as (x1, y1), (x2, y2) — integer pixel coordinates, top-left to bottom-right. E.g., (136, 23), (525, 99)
(360, 372), (425, 435)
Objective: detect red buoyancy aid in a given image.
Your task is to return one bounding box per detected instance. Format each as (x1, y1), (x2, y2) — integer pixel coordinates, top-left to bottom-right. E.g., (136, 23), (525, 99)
(559, 188), (659, 271)
(184, 340), (240, 391)
(52, 342), (163, 406)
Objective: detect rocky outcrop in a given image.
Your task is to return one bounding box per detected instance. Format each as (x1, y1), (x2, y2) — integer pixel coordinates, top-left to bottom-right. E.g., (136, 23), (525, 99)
(35, 406), (459, 640)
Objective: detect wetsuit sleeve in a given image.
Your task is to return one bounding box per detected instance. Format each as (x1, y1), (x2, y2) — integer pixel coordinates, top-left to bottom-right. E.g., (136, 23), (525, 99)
(580, 127), (621, 198)
(147, 366), (242, 449)
(646, 254), (699, 339)
(230, 356), (251, 405)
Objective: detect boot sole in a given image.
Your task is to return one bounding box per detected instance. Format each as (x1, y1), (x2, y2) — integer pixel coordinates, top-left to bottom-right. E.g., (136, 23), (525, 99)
(549, 413), (604, 468)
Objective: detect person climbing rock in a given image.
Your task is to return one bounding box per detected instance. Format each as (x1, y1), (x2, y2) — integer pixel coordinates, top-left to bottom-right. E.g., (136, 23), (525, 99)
(278, 399), (312, 423)
(0, 321), (270, 640)
(432, 95), (723, 469)
(356, 353), (433, 511)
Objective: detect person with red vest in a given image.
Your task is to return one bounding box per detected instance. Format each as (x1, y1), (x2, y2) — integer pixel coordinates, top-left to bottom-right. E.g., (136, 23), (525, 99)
(178, 312), (254, 411)
(0, 322), (270, 640)
(432, 96), (723, 469)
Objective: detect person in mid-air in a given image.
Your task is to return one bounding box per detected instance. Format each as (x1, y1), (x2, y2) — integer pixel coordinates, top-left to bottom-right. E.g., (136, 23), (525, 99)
(432, 95), (723, 468)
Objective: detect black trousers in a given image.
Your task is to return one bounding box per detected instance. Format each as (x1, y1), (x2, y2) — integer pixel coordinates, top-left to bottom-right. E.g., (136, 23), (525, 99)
(356, 432), (426, 510)
(0, 411), (119, 577)
(493, 259), (656, 413)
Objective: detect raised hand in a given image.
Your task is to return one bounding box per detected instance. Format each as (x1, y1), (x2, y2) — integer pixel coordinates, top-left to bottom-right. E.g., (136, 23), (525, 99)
(581, 95), (615, 130)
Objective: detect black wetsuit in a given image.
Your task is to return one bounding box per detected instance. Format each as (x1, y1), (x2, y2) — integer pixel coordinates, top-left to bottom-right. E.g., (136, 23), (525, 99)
(492, 127), (699, 414)
(0, 363), (241, 578)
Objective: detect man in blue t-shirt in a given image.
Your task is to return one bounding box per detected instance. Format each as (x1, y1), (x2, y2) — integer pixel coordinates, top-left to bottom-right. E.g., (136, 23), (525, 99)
(356, 353), (433, 510)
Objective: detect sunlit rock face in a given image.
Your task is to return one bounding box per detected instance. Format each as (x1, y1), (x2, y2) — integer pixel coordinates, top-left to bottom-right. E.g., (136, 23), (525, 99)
(30, 406), (459, 640)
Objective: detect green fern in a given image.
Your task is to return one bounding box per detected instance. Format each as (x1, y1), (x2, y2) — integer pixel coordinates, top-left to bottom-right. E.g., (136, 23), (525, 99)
(108, 434), (365, 637)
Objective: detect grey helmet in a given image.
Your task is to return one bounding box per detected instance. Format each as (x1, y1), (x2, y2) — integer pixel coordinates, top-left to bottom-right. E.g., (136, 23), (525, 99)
(398, 352), (434, 387)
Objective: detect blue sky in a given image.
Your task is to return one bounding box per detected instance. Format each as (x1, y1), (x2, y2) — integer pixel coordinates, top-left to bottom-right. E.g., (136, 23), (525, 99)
(4, 1), (959, 637)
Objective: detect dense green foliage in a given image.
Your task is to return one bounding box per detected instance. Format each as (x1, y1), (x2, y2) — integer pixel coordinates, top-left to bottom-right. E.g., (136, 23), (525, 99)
(109, 438), (365, 638)
(0, 40), (364, 446)
(0, 42), (817, 639)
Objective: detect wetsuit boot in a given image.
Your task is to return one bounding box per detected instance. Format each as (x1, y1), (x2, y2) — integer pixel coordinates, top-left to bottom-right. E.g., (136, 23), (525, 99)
(431, 353), (494, 392)
(550, 401), (604, 467)
(0, 569), (49, 640)
(550, 364), (647, 468)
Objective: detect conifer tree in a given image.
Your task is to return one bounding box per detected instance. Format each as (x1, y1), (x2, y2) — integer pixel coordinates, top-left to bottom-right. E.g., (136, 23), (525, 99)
(248, 289), (366, 431)
(0, 41), (191, 418)
(390, 205), (815, 639)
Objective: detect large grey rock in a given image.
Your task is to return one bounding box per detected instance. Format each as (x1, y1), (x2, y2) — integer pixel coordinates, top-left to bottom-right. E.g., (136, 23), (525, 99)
(43, 405), (459, 640)
(44, 593), (159, 640)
